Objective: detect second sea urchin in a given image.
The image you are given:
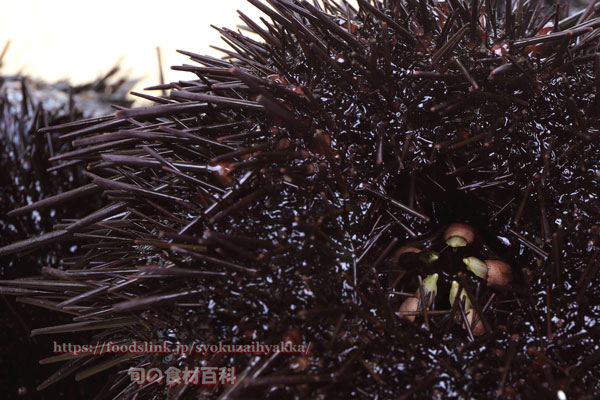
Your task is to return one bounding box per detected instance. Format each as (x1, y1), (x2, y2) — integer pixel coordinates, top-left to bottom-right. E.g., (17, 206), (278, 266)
(2, 0), (600, 398)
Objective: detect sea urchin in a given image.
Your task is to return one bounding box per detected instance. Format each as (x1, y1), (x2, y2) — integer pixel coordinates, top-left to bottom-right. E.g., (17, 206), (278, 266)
(2, 0), (600, 398)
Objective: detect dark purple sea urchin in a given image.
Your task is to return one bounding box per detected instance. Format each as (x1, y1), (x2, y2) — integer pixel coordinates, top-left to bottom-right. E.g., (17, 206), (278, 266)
(2, 0), (600, 398)
(0, 59), (133, 398)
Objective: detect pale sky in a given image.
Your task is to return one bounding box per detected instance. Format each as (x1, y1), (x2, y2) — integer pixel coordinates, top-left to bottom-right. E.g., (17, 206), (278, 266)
(0, 0), (261, 91)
